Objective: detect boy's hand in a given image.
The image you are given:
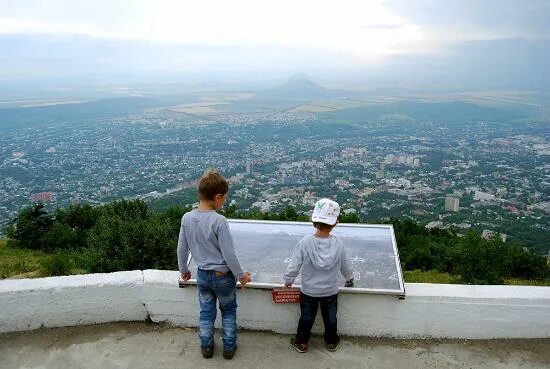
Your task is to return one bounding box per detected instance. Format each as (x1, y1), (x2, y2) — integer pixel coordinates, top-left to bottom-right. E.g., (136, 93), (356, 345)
(284, 282), (292, 288)
(239, 272), (251, 287)
(345, 278), (354, 288)
(181, 272), (191, 281)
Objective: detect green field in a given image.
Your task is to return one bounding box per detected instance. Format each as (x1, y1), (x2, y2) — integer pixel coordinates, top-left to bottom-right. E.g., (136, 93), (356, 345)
(291, 98), (382, 113)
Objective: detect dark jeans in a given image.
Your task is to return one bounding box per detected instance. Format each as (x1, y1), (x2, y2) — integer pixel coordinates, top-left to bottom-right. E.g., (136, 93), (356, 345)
(196, 268), (238, 351)
(295, 292), (339, 345)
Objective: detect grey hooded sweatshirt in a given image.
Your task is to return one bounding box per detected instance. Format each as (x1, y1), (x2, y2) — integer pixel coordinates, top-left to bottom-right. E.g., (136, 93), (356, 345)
(283, 234), (353, 297)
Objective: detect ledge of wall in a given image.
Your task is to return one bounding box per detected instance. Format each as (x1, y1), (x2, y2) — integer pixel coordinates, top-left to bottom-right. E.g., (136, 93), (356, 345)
(2, 270), (550, 339)
(0, 271), (147, 333)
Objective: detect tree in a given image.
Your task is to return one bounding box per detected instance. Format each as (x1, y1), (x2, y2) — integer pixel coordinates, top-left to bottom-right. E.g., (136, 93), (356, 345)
(451, 232), (508, 284)
(55, 204), (99, 231)
(99, 199), (149, 220)
(50, 204), (100, 249)
(223, 204), (238, 219)
(340, 212), (359, 223)
(281, 205), (298, 221)
(9, 203), (53, 249)
(85, 215), (147, 272)
(143, 215), (178, 270)
(42, 222), (76, 251)
(84, 201), (187, 272)
(503, 245), (550, 280)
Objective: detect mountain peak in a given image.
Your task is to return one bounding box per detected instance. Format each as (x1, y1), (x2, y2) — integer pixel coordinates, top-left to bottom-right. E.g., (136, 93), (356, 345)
(278, 76), (326, 92)
(253, 75), (331, 101)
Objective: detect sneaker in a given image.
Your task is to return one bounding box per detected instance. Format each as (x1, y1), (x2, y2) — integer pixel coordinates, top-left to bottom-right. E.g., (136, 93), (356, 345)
(326, 337), (341, 352)
(201, 346), (214, 359)
(290, 338), (308, 353)
(223, 344), (237, 360)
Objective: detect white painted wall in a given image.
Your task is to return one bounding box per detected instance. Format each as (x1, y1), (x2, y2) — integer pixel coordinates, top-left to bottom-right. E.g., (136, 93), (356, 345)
(2, 270), (550, 339)
(0, 271), (147, 333)
(142, 270), (550, 339)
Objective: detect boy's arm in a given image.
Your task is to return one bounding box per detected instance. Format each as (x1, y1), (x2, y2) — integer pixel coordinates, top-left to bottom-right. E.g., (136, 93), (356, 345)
(217, 219), (245, 280)
(283, 241), (304, 286)
(340, 246), (354, 284)
(177, 216), (191, 279)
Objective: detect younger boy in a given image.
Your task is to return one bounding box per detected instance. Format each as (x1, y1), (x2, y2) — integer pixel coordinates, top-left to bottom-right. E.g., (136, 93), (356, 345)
(177, 170), (251, 359)
(283, 198), (353, 353)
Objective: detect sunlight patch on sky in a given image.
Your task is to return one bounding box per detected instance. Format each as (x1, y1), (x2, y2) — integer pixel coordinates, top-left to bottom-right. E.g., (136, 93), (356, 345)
(0, 0), (428, 63)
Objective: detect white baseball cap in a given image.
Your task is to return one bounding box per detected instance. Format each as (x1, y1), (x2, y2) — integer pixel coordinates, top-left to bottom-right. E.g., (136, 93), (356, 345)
(311, 198), (340, 225)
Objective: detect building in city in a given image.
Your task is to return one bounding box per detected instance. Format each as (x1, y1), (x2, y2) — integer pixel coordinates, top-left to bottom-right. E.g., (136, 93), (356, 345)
(474, 191), (496, 202)
(482, 230), (507, 242)
(246, 161), (253, 175)
(445, 196), (460, 212)
(30, 192), (53, 202)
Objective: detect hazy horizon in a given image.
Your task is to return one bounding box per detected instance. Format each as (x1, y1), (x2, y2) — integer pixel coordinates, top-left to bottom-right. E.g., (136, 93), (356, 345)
(1, 0), (549, 91)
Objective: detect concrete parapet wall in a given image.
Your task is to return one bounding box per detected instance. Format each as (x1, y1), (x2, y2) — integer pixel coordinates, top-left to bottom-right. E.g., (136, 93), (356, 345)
(142, 270), (301, 333)
(0, 271), (147, 333)
(2, 270), (550, 338)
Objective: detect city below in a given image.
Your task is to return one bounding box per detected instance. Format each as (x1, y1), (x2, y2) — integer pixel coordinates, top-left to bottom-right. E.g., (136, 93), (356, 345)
(1, 80), (549, 254)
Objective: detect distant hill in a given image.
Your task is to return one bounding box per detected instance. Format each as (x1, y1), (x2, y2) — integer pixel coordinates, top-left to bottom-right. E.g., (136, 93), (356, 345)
(254, 76), (333, 101)
(0, 97), (162, 131)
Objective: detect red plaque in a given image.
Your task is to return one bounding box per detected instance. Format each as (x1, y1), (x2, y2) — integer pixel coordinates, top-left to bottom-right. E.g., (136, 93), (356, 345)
(272, 288), (301, 304)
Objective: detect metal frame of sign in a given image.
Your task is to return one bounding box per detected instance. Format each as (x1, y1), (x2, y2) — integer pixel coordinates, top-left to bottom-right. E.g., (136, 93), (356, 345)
(182, 219), (406, 297)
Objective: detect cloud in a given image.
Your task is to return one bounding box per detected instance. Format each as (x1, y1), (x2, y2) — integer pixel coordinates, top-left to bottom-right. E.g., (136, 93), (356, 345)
(361, 23), (405, 30)
(387, 0), (550, 41)
(0, 0), (428, 61)
(1, 1), (548, 55)
(0, 0), (548, 88)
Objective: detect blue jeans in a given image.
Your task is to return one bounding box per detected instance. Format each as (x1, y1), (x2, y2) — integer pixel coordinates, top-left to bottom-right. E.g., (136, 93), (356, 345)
(295, 292), (339, 345)
(196, 268), (238, 351)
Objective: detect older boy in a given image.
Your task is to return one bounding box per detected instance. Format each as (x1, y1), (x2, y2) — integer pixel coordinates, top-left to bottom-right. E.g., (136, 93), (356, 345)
(177, 170), (251, 359)
(283, 198), (353, 353)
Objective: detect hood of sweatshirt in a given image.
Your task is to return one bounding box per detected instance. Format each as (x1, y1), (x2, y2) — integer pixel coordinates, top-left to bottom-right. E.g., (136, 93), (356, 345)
(305, 235), (342, 270)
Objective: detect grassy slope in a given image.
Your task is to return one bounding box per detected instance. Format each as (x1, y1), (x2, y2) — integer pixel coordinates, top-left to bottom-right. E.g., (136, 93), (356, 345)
(403, 269), (550, 286)
(0, 239), (46, 278)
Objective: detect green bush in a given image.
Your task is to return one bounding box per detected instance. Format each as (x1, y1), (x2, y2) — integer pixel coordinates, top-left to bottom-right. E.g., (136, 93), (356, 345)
(4, 200), (549, 285)
(450, 232), (508, 284)
(40, 252), (73, 277)
(42, 222), (77, 251)
(53, 204), (99, 249)
(84, 201), (184, 273)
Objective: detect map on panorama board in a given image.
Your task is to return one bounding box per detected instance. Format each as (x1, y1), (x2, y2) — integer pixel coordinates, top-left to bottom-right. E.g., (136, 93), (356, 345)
(188, 220), (405, 295)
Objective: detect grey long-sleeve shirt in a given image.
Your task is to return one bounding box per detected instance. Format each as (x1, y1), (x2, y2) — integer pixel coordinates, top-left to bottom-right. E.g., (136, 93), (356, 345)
(283, 234), (353, 297)
(177, 210), (245, 279)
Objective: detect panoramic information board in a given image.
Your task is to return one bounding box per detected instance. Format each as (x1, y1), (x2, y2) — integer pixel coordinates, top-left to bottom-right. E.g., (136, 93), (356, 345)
(188, 219), (405, 296)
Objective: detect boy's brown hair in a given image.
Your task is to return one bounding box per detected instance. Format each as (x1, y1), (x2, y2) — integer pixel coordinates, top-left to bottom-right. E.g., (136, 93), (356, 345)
(198, 170), (229, 200)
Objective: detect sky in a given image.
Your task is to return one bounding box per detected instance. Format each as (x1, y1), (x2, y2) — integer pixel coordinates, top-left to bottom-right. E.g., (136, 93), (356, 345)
(0, 0), (549, 88)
